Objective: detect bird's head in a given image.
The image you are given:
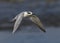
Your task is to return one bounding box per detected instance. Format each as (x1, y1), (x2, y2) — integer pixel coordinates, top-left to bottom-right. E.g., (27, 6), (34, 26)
(24, 11), (32, 17)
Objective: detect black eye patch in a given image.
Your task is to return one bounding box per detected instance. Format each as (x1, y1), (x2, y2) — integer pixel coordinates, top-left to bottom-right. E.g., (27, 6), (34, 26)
(28, 12), (30, 14)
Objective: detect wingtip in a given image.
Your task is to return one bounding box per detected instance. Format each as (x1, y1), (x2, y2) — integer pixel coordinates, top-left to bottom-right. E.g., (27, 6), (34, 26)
(43, 30), (46, 33)
(12, 31), (15, 34)
(42, 29), (46, 33)
(41, 28), (46, 33)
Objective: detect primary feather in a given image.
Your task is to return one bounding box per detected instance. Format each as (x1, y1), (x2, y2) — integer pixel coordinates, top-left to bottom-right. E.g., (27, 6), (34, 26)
(29, 15), (46, 32)
(12, 14), (24, 34)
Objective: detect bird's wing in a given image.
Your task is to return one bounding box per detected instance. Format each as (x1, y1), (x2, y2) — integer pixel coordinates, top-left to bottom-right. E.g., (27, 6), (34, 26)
(29, 15), (46, 32)
(12, 14), (24, 34)
(11, 14), (19, 21)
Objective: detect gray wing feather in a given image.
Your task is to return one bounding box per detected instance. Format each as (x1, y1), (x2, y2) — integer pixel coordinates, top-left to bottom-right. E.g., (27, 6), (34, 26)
(12, 14), (24, 34)
(29, 15), (46, 32)
(11, 14), (19, 21)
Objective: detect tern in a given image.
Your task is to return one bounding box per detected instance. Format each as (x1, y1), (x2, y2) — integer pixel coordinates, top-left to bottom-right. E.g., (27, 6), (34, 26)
(11, 11), (46, 34)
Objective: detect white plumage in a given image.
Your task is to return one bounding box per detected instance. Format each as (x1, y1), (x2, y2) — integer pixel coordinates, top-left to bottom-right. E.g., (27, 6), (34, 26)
(12, 11), (46, 34)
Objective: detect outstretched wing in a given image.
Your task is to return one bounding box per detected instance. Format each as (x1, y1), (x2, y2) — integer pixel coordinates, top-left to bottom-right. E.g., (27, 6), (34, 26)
(11, 14), (19, 22)
(12, 14), (24, 34)
(29, 15), (46, 32)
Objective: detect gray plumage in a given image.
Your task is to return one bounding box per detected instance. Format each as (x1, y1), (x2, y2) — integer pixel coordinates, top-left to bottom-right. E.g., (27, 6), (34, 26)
(29, 15), (46, 32)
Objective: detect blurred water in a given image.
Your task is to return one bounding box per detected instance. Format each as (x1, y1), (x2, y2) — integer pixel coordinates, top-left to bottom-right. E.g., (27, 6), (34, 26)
(0, 25), (60, 43)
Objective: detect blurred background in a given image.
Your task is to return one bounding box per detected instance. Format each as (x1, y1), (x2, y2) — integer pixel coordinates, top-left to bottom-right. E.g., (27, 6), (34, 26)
(0, 0), (60, 43)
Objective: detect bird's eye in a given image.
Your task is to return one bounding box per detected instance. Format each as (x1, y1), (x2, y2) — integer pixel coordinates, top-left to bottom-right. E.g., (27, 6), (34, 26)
(28, 12), (30, 14)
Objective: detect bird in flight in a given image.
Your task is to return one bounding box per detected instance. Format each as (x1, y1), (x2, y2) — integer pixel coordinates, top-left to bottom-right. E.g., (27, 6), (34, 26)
(11, 11), (46, 34)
